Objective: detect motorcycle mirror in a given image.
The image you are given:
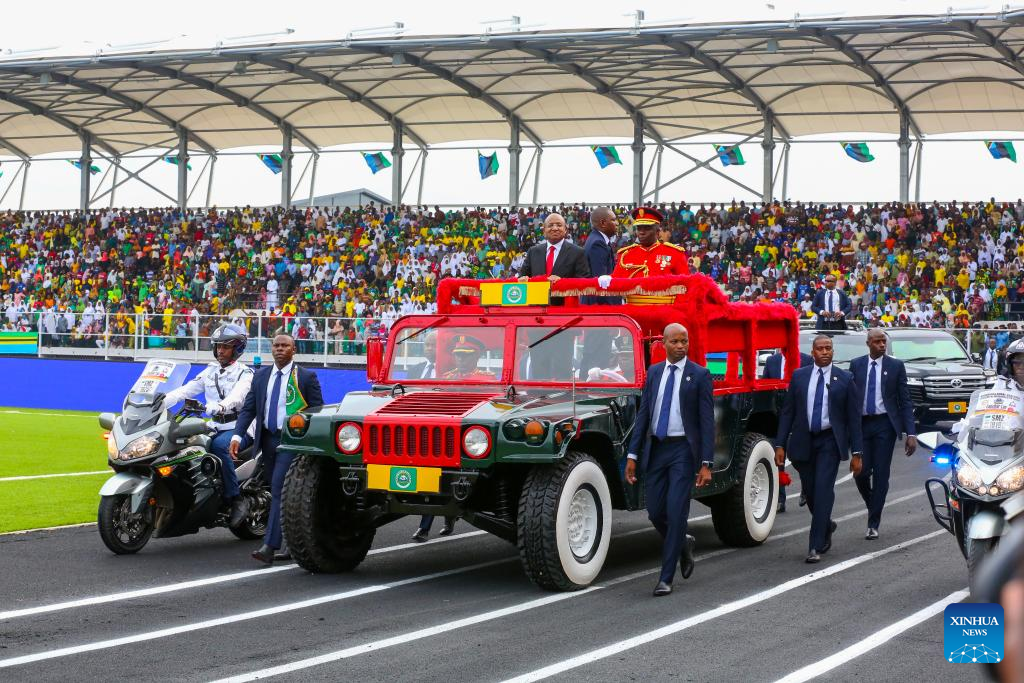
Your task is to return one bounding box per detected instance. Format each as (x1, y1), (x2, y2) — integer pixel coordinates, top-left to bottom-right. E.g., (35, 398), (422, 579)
(98, 412), (115, 430)
(917, 431), (946, 451)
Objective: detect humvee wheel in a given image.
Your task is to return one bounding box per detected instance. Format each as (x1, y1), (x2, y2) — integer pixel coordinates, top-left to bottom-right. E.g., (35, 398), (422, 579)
(710, 433), (778, 547)
(283, 454), (375, 573)
(518, 451), (612, 591)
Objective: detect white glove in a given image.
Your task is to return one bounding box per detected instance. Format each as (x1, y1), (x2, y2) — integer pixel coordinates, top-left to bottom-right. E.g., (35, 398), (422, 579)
(587, 367), (602, 381)
(597, 275), (612, 289)
(207, 401), (223, 416)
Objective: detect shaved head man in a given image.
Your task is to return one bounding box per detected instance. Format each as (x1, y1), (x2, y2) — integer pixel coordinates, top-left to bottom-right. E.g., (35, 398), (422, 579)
(581, 206), (622, 305)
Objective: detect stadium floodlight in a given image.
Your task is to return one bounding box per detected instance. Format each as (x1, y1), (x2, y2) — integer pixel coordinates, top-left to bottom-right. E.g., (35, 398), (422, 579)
(1, 45), (59, 57)
(345, 22), (407, 42)
(790, 11), (846, 28)
(213, 28), (295, 55)
(944, 4), (989, 22)
(478, 16), (545, 42)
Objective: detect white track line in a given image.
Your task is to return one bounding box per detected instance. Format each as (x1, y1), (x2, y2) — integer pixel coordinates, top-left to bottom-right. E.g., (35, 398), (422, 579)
(213, 529), (945, 683)
(0, 529), (488, 621)
(0, 471), (109, 482)
(0, 522), (95, 537)
(499, 530), (947, 683)
(0, 558), (508, 669)
(773, 588), (970, 683)
(0, 410), (97, 418)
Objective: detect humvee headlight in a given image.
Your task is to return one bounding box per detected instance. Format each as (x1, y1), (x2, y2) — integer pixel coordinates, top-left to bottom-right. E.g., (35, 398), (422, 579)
(996, 465), (1024, 493)
(955, 459), (983, 490)
(118, 433), (162, 460)
(336, 422), (362, 454)
(462, 427), (491, 458)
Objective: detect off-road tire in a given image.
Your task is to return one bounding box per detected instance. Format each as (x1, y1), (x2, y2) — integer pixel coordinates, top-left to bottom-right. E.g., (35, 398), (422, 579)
(518, 451), (612, 591)
(98, 494), (153, 554)
(283, 454), (375, 573)
(710, 432), (778, 547)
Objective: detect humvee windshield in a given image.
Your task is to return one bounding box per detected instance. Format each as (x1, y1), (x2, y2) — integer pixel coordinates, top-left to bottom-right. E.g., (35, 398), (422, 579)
(387, 321), (638, 386)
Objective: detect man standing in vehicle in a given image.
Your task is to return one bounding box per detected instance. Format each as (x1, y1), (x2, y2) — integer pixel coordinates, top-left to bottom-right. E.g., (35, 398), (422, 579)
(612, 207), (689, 305)
(162, 324), (254, 528)
(231, 334), (323, 565)
(624, 323), (714, 596)
(775, 336), (864, 563)
(850, 329), (917, 540)
(582, 206), (620, 305)
(813, 275), (851, 331)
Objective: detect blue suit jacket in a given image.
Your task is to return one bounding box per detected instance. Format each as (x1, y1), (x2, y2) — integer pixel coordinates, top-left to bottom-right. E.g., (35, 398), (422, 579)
(849, 354), (916, 436)
(812, 288), (851, 330)
(774, 364), (864, 461)
(628, 360), (715, 472)
(764, 352), (814, 380)
(582, 230), (620, 305)
(233, 365), (324, 442)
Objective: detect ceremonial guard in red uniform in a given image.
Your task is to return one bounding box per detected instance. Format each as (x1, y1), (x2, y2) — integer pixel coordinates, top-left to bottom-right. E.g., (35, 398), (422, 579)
(613, 207), (689, 303)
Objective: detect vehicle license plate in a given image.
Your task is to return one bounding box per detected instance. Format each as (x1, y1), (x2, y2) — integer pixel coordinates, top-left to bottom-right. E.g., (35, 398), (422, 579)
(366, 464), (441, 493)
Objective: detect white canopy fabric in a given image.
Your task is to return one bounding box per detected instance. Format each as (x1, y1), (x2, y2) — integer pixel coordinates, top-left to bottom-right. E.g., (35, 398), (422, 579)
(2, 12), (1024, 158)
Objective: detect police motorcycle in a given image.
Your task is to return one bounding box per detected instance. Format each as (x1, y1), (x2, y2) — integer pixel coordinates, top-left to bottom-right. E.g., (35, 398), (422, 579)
(922, 343), (1024, 588)
(97, 358), (270, 554)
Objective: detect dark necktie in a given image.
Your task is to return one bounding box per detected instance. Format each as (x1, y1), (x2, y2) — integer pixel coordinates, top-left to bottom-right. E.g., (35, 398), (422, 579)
(268, 370), (283, 433)
(655, 365), (678, 439)
(811, 368), (825, 433)
(866, 361), (878, 415)
(546, 245), (555, 275)
(827, 291), (834, 312)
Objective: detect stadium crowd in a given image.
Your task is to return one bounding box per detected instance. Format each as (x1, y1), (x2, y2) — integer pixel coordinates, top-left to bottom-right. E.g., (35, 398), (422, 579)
(2, 200), (1024, 350)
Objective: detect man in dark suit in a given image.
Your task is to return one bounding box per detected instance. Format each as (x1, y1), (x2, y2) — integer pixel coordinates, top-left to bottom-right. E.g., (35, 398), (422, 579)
(982, 337), (1004, 374)
(581, 206), (620, 305)
(517, 212), (591, 290)
(774, 335), (864, 563)
(625, 323), (714, 596)
(812, 275), (851, 330)
(407, 333), (437, 380)
(849, 329), (917, 540)
(231, 333), (323, 564)
(763, 349), (813, 513)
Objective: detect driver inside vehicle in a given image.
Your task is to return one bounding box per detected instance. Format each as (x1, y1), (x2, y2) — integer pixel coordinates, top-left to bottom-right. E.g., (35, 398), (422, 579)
(443, 334), (496, 380)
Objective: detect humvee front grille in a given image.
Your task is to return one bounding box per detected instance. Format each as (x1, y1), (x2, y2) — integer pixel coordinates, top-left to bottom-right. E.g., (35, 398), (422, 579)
(374, 392), (491, 417)
(364, 423), (460, 467)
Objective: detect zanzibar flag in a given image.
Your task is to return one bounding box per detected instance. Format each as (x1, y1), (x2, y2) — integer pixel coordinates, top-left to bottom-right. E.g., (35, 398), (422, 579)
(591, 145), (622, 169)
(362, 152), (392, 174)
(986, 140), (1017, 162)
(163, 155), (193, 171)
(69, 160), (102, 175)
(714, 144), (745, 167)
(478, 151), (499, 180)
(285, 369), (307, 416)
(258, 153), (283, 174)
(841, 142), (874, 163)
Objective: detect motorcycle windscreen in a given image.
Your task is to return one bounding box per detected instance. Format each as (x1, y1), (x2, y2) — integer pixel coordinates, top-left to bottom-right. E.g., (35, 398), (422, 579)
(126, 359), (192, 407)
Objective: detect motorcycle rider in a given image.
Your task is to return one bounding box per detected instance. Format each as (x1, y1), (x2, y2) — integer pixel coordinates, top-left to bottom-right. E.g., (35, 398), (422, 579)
(1003, 338), (1024, 391)
(160, 323), (255, 527)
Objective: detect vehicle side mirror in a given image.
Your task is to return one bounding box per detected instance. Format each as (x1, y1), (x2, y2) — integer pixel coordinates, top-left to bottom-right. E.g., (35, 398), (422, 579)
(98, 412), (115, 430)
(366, 337), (385, 383)
(972, 352), (982, 364)
(918, 431), (949, 451)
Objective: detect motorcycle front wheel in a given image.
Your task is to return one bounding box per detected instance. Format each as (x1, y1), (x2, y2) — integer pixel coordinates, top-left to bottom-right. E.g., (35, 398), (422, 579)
(98, 494), (154, 554)
(966, 535), (998, 592)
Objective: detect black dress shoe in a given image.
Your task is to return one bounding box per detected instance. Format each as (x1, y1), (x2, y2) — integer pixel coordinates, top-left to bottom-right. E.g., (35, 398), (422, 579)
(865, 527), (879, 540)
(798, 493), (807, 507)
(228, 496), (250, 528)
(252, 544), (274, 565)
(777, 500), (787, 514)
(805, 550), (821, 564)
(821, 519), (838, 554)
(411, 528), (429, 543)
(653, 581), (673, 596)
(273, 550), (292, 561)
(438, 519), (455, 537)
(680, 535), (696, 580)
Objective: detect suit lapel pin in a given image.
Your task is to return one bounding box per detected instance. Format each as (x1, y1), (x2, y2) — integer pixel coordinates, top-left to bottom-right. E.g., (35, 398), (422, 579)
(686, 376), (692, 382)
(883, 371), (888, 376)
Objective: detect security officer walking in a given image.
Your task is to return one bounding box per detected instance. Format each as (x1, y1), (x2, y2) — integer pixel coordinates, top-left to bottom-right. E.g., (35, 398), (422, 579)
(162, 324), (254, 528)
(849, 329), (917, 540)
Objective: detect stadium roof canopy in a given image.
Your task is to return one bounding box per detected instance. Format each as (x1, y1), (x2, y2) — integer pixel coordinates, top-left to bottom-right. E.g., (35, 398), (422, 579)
(3, 9), (1024, 207)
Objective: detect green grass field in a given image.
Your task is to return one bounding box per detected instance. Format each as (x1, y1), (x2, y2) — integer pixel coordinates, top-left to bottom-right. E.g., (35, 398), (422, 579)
(0, 408), (111, 533)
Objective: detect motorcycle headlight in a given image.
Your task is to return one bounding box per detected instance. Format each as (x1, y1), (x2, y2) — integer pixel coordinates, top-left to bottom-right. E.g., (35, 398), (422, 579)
(996, 465), (1024, 493)
(118, 433), (163, 460)
(336, 422), (362, 454)
(955, 459), (984, 490)
(906, 377), (923, 386)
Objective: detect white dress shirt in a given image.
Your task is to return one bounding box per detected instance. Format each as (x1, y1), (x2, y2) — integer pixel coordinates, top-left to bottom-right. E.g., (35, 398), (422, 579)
(821, 289), (842, 316)
(264, 361), (294, 432)
(419, 361), (436, 379)
(862, 356), (887, 416)
(628, 357), (687, 460)
(807, 363), (833, 431)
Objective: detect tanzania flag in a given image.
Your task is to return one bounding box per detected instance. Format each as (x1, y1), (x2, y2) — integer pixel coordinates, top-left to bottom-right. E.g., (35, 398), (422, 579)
(478, 151), (499, 180)
(362, 152), (392, 174)
(714, 145), (745, 167)
(285, 369), (307, 416)
(69, 160), (102, 175)
(163, 156), (193, 171)
(591, 145), (622, 169)
(257, 153), (283, 174)
(841, 142), (874, 163)
(986, 140), (1017, 162)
